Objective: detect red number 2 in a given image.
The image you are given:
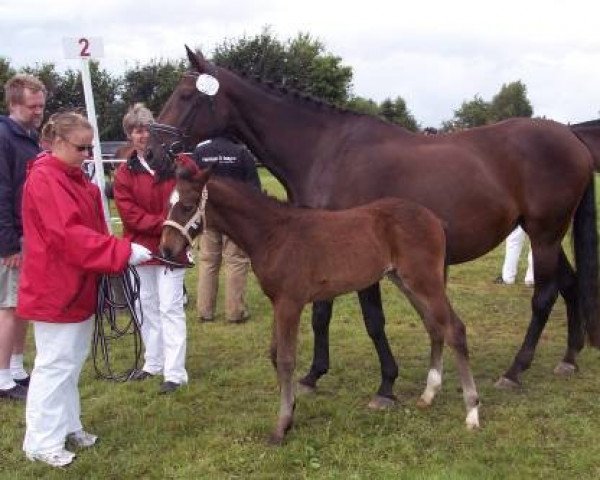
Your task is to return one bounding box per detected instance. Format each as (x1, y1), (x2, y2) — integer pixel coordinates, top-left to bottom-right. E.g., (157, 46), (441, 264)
(78, 38), (90, 57)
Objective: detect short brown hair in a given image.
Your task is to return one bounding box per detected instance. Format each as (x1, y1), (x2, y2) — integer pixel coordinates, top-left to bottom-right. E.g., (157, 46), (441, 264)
(41, 111), (92, 144)
(122, 103), (154, 136)
(4, 74), (47, 106)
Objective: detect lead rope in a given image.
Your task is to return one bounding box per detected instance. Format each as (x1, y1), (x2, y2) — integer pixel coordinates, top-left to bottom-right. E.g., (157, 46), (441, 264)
(92, 265), (144, 382)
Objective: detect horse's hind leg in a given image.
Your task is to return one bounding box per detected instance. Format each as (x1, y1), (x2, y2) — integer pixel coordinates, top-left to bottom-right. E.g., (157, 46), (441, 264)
(298, 300), (333, 393)
(555, 249), (584, 376)
(497, 242), (560, 388)
(390, 273), (480, 429)
(357, 283), (398, 409)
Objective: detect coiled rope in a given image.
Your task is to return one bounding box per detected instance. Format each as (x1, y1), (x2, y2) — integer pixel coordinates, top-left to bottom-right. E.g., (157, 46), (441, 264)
(92, 266), (144, 382)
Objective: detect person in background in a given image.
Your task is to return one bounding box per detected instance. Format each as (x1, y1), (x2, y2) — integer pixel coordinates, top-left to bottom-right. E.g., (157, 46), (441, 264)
(18, 111), (151, 468)
(0, 74), (46, 401)
(192, 136), (261, 324)
(494, 226), (534, 286)
(113, 103), (189, 394)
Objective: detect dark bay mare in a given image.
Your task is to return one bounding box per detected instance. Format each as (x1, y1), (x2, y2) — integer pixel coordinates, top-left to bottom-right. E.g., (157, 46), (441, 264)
(149, 46), (600, 405)
(160, 155), (480, 443)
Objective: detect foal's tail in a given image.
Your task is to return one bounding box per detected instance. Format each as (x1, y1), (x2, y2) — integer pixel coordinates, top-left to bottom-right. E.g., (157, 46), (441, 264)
(572, 177), (600, 346)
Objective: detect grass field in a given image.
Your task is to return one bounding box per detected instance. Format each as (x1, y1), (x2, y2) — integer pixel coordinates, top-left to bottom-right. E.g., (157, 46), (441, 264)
(1, 170), (600, 479)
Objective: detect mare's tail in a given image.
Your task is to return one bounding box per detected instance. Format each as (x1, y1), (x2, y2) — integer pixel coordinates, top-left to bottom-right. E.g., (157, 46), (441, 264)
(572, 178), (600, 346)
(571, 120), (600, 171)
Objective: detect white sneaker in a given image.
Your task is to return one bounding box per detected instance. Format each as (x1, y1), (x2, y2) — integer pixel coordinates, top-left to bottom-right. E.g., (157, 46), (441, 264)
(26, 448), (76, 467)
(67, 430), (98, 448)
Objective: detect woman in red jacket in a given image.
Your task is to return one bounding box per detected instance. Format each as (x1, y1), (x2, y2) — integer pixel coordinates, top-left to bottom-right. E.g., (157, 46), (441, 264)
(114, 104), (188, 394)
(17, 112), (151, 468)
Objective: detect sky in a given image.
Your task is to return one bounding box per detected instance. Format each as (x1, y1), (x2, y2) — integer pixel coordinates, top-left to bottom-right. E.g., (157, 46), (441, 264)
(2, 0), (600, 128)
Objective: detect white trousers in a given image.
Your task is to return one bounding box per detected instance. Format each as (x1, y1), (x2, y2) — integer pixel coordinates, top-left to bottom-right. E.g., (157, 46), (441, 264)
(502, 226), (534, 284)
(23, 317), (93, 455)
(136, 265), (188, 384)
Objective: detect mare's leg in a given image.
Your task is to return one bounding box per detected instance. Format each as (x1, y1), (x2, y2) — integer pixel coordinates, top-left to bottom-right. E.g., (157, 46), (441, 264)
(358, 283), (399, 409)
(497, 243), (561, 388)
(555, 249), (584, 375)
(298, 300), (333, 391)
(269, 299), (303, 445)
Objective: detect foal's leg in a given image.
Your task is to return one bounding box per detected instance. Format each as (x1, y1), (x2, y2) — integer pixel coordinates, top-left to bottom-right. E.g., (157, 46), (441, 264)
(392, 273), (480, 429)
(554, 249), (584, 376)
(298, 300), (333, 392)
(497, 243), (560, 388)
(270, 299), (303, 445)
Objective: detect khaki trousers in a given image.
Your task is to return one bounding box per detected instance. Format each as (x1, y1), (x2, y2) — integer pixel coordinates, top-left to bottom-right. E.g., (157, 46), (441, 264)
(196, 228), (250, 322)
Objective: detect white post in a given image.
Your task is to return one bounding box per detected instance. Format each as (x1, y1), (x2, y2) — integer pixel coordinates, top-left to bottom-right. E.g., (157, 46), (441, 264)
(80, 58), (111, 232)
(62, 36), (111, 232)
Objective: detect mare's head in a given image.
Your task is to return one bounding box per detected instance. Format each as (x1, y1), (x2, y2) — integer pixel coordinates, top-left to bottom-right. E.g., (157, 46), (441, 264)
(160, 154), (212, 261)
(147, 46), (231, 166)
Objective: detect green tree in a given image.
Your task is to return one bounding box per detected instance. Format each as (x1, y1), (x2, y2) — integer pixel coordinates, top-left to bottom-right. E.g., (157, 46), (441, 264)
(448, 95), (492, 130)
(212, 28), (353, 105)
(0, 57), (17, 113)
(490, 80), (533, 120)
(345, 96), (380, 116)
(379, 96), (419, 131)
(121, 58), (188, 123)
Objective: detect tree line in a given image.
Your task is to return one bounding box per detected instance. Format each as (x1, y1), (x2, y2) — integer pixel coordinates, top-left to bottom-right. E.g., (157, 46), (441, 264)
(0, 28), (534, 140)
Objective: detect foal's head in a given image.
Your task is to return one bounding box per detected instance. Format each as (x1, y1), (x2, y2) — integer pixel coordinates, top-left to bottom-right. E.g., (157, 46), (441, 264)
(160, 154), (212, 261)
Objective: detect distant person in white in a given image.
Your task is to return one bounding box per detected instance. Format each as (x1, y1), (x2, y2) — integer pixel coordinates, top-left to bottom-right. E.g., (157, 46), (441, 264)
(495, 226), (534, 286)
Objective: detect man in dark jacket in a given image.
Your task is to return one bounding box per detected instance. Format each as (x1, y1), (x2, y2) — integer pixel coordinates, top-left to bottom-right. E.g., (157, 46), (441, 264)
(0, 74), (46, 400)
(192, 136), (261, 323)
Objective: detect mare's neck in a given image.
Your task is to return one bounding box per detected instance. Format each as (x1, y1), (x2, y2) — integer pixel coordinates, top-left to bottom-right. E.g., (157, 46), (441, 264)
(221, 69), (343, 203)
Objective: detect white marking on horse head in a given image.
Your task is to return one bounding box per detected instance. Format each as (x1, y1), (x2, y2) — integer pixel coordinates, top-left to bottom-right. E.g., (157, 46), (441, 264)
(196, 74), (219, 96)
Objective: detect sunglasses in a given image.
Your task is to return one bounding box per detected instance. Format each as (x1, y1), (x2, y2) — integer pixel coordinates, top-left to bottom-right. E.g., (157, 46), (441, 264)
(62, 138), (94, 155)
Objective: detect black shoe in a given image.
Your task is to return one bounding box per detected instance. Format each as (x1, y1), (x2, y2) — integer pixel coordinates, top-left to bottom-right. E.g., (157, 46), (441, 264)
(0, 383), (28, 400)
(129, 369), (154, 381)
(14, 376), (30, 387)
(158, 381), (181, 394)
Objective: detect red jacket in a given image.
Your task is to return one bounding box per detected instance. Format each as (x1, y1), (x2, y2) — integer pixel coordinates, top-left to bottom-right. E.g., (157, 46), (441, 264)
(17, 153), (131, 323)
(113, 157), (175, 265)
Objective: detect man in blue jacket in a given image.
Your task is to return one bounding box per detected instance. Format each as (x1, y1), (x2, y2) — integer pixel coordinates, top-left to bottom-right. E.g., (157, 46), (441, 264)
(0, 74), (46, 400)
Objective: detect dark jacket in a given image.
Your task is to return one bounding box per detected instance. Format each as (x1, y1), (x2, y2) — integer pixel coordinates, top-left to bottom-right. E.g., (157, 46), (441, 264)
(0, 115), (41, 257)
(193, 137), (261, 190)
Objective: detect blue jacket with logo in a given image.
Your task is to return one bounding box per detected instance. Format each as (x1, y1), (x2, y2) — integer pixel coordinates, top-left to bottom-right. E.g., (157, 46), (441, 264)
(0, 115), (41, 257)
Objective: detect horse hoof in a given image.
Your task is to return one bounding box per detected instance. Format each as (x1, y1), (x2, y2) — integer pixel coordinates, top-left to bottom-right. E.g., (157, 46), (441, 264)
(368, 395), (396, 410)
(267, 433), (284, 446)
(296, 381), (316, 396)
(416, 397), (432, 409)
(494, 376), (521, 390)
(465, 407), (480, 430)
(553, 361), (577, 376)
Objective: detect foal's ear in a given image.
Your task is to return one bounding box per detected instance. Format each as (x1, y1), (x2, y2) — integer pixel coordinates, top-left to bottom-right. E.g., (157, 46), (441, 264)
(185, 45), (206, 73)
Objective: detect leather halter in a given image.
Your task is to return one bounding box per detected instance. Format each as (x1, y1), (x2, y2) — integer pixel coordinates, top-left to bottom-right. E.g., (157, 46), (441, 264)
(163, 185), (208, 246)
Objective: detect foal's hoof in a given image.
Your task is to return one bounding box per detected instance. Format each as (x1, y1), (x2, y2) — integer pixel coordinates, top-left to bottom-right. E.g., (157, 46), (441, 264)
(296, 381), (316, 396)
(367, 395), (396, 410)
(267, 433), (284, 446)
(553, 361), (577, 377)
(494, 376), (521, 390)
(416, 397), (432, 409)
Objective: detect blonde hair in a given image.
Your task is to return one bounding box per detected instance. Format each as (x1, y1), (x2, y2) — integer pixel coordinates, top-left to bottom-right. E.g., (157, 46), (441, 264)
(122, 103), (154, 136)
(4, 73), (47, 106)
(41, 112), (92, 144)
